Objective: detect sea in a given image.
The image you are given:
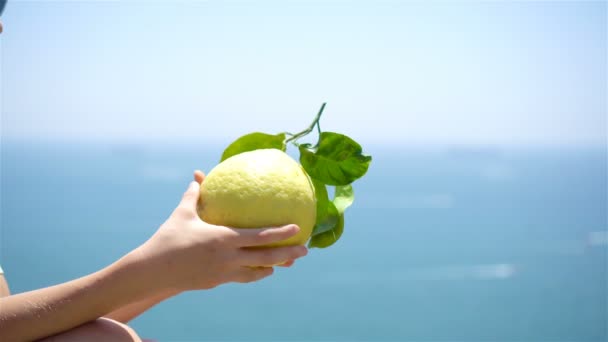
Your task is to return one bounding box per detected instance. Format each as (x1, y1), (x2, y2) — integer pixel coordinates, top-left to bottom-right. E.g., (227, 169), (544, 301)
(1, 140), (606, 341)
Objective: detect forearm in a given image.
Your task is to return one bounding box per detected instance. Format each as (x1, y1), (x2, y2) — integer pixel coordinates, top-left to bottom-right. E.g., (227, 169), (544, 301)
(104, 288), (179, 323)
(0, 250), (159, 341)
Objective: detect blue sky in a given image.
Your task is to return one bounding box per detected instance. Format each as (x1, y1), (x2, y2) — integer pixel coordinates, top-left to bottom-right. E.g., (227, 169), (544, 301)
(1, 0), (606, 146)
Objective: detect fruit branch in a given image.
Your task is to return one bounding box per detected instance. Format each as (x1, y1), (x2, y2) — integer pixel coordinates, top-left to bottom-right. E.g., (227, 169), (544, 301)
(285, 102), (327, 145)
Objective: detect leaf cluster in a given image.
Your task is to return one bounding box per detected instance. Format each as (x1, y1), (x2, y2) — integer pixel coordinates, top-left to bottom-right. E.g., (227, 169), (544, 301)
(219, 103), (371, 248)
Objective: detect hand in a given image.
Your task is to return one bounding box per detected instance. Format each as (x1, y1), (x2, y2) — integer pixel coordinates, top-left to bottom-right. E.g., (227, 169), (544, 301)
(134, 170), (308, 293)
(193, 170), (296, 268)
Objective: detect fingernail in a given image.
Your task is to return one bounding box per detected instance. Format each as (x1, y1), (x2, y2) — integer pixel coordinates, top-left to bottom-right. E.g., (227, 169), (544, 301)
(188, 181), (198, 191)
(298, 246), (308, 256)
(288, 224), (300, 233)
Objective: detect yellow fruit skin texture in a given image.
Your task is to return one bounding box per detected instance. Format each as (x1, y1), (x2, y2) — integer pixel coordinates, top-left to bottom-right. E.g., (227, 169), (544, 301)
(198, 149), (316, 247)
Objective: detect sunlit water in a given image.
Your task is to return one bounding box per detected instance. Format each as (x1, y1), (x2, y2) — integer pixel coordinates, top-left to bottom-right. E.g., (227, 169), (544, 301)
(1, 141), (606, 341)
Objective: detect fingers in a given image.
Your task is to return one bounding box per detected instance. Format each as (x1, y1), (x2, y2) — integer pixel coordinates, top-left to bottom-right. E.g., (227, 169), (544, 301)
(238, 245), (308, 267)
(278, 260), (295, 267)
(193, 170), (205, 184)
(178, 181), (200, 209)
(232, 266), (274, 283)
(229, 224), (300, 247)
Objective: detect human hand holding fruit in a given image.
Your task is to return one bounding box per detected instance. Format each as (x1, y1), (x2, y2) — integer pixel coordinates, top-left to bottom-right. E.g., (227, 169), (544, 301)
(134, 170), (307, 293)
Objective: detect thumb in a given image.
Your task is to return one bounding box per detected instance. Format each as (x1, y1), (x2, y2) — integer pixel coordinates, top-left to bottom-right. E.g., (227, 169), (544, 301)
(179, 181), (200, 208)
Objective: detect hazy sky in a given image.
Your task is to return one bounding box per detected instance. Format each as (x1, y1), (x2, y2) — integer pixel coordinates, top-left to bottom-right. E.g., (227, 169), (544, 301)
(1, 0), (606, 146)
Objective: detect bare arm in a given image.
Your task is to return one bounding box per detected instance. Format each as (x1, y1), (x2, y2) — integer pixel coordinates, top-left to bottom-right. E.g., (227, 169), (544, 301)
(0, 177), (307, 341)
(104, 288), (178, 323)
(0, 250), (160, 341)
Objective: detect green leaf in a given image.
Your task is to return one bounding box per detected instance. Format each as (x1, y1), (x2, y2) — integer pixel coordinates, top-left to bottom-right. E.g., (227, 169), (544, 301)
(310, 179), (339, 236)
(312, 201), (339, 236)
(311, 178), (329, 221)
(221, 133), (286, 162)
(308, 184), (353, 247)
(308, 213), (344, 248)
(333, 185), (354, 214)
(299, 132), (371, 186)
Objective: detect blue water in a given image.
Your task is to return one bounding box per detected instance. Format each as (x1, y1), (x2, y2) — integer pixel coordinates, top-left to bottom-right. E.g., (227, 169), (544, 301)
(1, 141), (606, 341)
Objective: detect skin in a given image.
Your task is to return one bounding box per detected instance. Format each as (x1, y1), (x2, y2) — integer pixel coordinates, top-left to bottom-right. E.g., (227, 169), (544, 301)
(0, 170), (305, 341)
(0, 275), (9, 298)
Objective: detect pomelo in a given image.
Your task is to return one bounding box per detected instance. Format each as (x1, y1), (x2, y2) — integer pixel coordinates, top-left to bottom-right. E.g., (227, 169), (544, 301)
(198, 148), (316, 247)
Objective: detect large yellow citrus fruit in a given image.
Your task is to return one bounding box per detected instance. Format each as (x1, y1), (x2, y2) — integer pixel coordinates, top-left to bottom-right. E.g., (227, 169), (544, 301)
(198, 148), (316, 247)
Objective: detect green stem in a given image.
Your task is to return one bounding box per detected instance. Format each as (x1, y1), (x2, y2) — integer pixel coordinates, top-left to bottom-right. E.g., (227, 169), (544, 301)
(285, 102), (327, 145)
